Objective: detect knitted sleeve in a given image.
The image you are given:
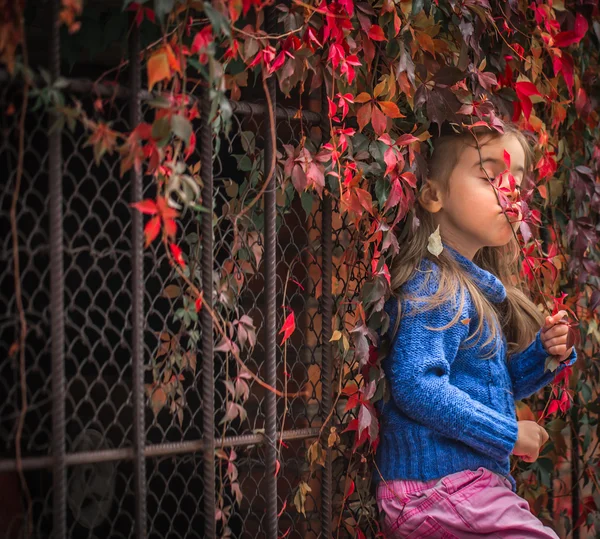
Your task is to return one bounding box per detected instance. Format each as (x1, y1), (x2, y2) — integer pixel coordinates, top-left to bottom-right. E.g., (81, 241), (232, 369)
(383, 270), (518, 462)
(508, 329), (577, 401)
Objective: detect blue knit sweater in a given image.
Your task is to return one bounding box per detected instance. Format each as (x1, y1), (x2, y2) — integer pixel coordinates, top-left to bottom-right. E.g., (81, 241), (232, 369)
(375, 245), (577, 492)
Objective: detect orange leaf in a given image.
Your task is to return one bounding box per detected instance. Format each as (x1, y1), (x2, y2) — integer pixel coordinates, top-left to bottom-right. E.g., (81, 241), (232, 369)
(353, 92), (371, 104)
(147, 50), (171, 90)
(279, 312), (295, 344)
(416, 31), (436, 56)
(165, 44), (183, 76)
(144, 215), (161, 247)
(378, 101), (405, 119)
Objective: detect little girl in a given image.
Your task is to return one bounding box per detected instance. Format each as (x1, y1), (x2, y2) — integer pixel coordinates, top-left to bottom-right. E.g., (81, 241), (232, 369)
(375, 121), (577, 538)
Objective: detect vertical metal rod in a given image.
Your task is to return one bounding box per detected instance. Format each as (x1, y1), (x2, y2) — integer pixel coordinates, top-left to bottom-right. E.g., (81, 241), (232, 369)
(129, 22), (147, 539)
(263, 7), (278, 539)
(49, 1), (66, 537)
(320, 84), (333, 539)
(201, 88), (216, 539)
(570, 406), (580, 539)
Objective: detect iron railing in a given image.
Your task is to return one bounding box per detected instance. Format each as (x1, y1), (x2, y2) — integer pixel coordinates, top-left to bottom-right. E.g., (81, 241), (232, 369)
(0, 2), (357, 538)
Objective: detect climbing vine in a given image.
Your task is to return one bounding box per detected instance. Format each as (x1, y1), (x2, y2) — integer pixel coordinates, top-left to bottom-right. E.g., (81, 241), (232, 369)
(3, 0), (600, 536)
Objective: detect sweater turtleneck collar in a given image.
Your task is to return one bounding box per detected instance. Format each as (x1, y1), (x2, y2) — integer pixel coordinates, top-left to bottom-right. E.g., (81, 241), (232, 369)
(443, 244), (507, 304)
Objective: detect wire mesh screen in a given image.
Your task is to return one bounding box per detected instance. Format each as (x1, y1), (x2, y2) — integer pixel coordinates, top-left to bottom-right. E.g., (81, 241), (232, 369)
(0, 60), (345, 539)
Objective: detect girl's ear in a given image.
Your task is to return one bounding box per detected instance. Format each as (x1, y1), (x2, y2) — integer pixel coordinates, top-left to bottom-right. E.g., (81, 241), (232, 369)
(418, 179), (443, 213)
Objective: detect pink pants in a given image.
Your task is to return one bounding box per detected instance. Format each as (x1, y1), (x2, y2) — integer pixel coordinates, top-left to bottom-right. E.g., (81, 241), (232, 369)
(376, 467), (560, 538)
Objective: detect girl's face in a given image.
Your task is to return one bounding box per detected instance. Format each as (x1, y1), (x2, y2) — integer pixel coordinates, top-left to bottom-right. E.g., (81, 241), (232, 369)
(433, 134), (525, 260)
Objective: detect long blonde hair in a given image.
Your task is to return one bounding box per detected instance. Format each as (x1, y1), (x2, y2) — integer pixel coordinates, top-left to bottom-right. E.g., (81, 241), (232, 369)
(388, 123), (545, 358)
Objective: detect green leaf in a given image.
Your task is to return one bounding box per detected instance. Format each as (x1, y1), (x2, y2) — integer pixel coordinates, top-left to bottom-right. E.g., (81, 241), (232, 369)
(544, 355), (561, 373)
(300, 191), (314, 220)
(152, 116), (171, 143)
(580, 381), (592, 404)
(171, 115), (193, 146)
(241, 131), (256, 154)
(375, 178), (389, 207)
(154, 0), (175, 22)
(236, 155), (253, 172)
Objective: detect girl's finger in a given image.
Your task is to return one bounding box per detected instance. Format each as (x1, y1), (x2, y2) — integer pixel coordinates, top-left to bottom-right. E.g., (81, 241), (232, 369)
(543, 325), (569, 340)
(543, 310), (568, 330)
(547, 345), (568, 356)
(543, 335), (568, 349)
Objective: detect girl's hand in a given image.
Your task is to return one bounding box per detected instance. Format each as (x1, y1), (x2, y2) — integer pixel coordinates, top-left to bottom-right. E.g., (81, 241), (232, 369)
(541, 310), (573, 363)
(512, 420), (549, 463)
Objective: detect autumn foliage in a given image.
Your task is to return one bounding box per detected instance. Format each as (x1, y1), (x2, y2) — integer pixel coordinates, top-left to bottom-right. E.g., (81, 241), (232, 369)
(4, 0), (600, 535)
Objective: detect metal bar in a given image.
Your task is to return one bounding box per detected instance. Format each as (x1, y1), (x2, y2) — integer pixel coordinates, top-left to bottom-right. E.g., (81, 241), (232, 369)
(0, 70), (321, 124)
(570, 406), (580, 539)
(49, 1), (66, 537)
(129, 22), (147, 539)
(0, 428), (321, 473)
(230, 101), (321, 124)
(200, 86), (216, 539)
(263, 7), (278, 539)
(320, 83), (334, 539)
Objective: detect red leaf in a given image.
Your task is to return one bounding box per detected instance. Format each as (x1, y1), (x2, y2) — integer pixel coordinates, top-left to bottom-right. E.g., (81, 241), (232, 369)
(279, 312), (295, 344)
(170, 243), (185, 267)
(546, 399), (559, 417)
(515, 81), (541, 97)
(144, 216), (161, 247)
(132, 199), (158, 215)
(195, 296), (203, 312)
(396, 134), (418, 146)
(357, 103), (372, 132)
(368, 25), (386, 41)
(554, 13), (588, 47)
(371, 104), (387, 136)
(163, 218), (177, 240)
(400, 172), (417, 188)
(503, 149), (511, 169)
(327, 97), (337, 118)
(344, 478), (355, 499)
(384, 179), (403, 214)
(355, 188), (373, 215)
(384, 147), (397, 176)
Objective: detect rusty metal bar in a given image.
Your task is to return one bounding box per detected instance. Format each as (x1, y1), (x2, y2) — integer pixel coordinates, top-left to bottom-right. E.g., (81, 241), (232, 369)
(201, 86), (216, 539)
(320, 83), (334, 539)
(263, 7), (278, 539)
(49, 1), (66, 537)
(0, 428), (321, 473)
(129, 22), (147, 539)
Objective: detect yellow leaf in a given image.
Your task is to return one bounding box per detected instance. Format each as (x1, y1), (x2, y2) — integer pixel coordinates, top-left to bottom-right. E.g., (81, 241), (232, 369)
(147, 50), (171, 91)
(330, 330), (342, 342)
(373, 80), (387, 99)
(427, 225), (443, 257)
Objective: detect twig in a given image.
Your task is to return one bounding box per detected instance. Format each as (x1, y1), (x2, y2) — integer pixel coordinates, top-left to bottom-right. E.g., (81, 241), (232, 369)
(231, 64), (277, 252)
(12, 6), (33, 537)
